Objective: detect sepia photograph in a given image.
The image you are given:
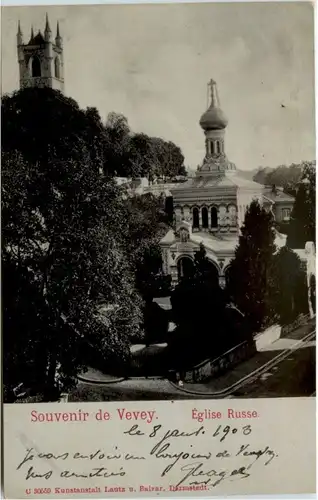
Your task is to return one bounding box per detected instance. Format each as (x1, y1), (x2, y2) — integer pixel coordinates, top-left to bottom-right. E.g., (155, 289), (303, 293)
(2, 1), (316, 405)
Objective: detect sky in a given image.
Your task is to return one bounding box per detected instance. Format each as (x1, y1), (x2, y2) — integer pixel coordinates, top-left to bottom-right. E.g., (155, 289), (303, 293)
(1, 2), (315, 171)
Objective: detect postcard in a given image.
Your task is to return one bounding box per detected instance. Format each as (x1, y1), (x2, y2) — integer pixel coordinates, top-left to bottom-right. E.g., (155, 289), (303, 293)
(1, 1), (316, 498)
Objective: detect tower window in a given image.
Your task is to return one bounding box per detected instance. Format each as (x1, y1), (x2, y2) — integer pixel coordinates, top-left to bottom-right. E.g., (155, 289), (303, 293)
(54, 57), (60, 79)
(202, 207), (209, 228)
(31, 56), (41, 77)
(215, 141), (220, 154)
(211, 206), (218, 228)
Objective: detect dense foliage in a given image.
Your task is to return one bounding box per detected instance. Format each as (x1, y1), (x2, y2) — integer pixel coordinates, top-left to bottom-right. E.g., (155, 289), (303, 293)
(104, 112), (186, 180)
(253, 161), (314, 195)
(287, 162), (316, 248)
(226, 200), (277, 332)
(2, 146), (142, 399)
(2, 88), (179, 399)
(271, 247), (308, 325)
(170, 244), (252, 369)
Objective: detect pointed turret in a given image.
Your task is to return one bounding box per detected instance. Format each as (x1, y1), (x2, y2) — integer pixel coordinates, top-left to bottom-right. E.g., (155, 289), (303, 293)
(17, 21), (23, 45)
(44, 13), (52, 42)
(55, 21), (62, 48)
(30, 25), (34, 40)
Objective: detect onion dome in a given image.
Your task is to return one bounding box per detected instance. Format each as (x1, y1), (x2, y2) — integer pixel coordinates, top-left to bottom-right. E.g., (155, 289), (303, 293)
(199, 79), (228, 131)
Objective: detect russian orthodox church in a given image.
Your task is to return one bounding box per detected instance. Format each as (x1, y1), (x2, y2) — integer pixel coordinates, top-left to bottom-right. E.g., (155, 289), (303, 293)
(13, 21), (315, 316)
(17, 14), (64, 93)
(160, 79), (296, 287)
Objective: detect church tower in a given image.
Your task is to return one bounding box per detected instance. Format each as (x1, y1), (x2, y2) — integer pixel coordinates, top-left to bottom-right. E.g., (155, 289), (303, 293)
(198, 79), (236, 176)
(17, 14), (64, 93)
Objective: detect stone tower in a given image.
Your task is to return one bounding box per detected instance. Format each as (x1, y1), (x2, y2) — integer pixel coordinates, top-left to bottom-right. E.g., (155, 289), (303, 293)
(17, 14), (64, 93)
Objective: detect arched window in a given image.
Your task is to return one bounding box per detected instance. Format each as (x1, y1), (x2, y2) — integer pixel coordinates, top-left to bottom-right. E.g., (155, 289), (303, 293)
(177, 257), (194, 281)
(54, 57), (60, 78)
(31, 56), (41, 77)
(215, 141), (220, 154)
(211, 206), (218, 228)
(202, 207), (209, 229)
(193, 207), (199, 229)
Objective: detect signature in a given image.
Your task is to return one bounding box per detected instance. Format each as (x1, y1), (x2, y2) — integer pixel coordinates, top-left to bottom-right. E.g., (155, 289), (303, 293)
(175, 461), (250, 488)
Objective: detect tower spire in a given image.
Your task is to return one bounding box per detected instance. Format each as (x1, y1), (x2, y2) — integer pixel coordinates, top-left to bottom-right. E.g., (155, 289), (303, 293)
(17, 21), (23, 45)
(45, 13), (51, 32)
(44, 13), (52, 42)
(55, 20), (62, 47)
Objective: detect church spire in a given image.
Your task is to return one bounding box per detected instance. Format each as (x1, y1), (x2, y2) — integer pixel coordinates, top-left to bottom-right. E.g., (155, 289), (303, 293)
(45, 13), (51, 33)
(44, 13), (52, 41)
(55, 20), (62, 47)
(17, 21), (23, 45)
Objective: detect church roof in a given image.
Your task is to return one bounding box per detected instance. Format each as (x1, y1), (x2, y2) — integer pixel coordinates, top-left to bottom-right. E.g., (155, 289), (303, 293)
(160, 229), (239, 252)
(171, 173), (264, 193)
(191, 232), (238, 252)
(160, 229), (175, 245)
(263, 186), (295, 203)
(161, 228), (288, 252)
(28, 31), (45, 45)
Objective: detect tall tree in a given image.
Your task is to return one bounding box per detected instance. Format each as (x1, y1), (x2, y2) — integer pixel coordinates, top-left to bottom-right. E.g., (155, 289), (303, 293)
(2, 88), (106, 170)
(287, 161), (316, 248)
(150, 138), (186, 180)
(123, 193), (171, 300)
(2, 89), (143, 399)
(227, 200), (277, 332)
(272, 247), (308, 325)
(103, 112), (131, 176)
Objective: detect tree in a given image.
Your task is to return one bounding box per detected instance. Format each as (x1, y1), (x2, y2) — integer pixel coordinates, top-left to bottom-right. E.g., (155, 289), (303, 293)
(128, 133), (155, 179)
(227, 200), (277, 332)
(2, 89), (143, 399)
(170, 245), (229, 365)
(103, 112), (131, 176)
(2, 88), (106, 170)
(287, 161), (316, 248)
(150, 138), (186, 181)
(102, 115), (186, 181)
(272, 247), (308, 325)
(252, 162), (305, 195)
(123, 193), (171, 301)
